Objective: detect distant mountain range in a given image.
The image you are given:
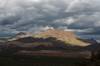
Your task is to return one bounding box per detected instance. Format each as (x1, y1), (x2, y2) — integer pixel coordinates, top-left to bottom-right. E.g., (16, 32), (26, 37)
(7, 29), (91, 47)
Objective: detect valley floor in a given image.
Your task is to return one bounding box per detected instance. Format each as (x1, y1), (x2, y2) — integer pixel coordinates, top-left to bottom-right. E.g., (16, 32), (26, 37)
(0, 56), (100, 66)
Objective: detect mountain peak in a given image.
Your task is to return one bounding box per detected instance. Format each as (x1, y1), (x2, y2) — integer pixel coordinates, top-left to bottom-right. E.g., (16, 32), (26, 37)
(34, 29), (90, 46)
(8, 29), (90, 47)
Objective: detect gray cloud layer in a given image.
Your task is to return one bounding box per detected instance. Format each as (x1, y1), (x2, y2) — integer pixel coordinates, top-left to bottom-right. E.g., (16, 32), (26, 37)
(0, 0), (100, 34)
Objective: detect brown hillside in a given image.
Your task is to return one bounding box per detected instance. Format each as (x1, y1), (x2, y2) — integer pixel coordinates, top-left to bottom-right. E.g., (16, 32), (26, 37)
(34, 29), (90, 46)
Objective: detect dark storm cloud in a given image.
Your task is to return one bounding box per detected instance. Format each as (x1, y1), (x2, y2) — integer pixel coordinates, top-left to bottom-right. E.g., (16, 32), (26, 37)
(0, 0), (100, 34)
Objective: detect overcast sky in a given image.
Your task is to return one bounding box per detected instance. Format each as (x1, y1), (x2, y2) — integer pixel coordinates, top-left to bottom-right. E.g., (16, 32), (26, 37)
(0, 0), (100, 35)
